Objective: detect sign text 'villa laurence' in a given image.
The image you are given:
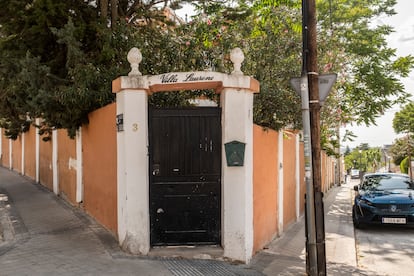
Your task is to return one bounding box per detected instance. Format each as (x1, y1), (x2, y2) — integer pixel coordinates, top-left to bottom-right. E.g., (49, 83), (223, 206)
(160, 73), (215, 84)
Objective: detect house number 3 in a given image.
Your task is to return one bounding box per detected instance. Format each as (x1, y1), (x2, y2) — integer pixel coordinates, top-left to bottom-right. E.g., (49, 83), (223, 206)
(132, 123), (138, 132)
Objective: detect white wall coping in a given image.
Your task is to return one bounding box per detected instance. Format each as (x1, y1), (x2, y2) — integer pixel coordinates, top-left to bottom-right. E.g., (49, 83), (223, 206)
(112, 72), (259, 94)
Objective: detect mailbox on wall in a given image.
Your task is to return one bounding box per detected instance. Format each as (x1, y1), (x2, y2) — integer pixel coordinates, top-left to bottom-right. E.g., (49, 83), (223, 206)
(224, 140), (246, 166)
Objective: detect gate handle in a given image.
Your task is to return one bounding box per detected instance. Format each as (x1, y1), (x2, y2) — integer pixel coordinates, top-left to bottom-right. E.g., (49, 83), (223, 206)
(153, 164), (160, 176)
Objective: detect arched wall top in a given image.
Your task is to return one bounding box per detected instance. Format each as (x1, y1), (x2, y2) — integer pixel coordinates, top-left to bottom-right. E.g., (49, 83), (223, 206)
(112, 47), (260, 95)
(112, 71), (260, 94)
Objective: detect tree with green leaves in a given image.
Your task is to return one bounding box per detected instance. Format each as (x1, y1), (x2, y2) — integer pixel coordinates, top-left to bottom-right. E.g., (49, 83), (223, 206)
(391, 101), (414, 171)
(182, 0), (413, 154)
(0, 0), (412, 154)
(169, 1), (305, 130)
(343, 144), (382, 173)
(317, 0), (413, 154)
(365, 148), (382, 172)
(344, 147), (365, 171)
(0, 0), (219, 138)
(389, 136), (411, 166)
(0, 0), (101, 138)
(393, 101), (414, 134)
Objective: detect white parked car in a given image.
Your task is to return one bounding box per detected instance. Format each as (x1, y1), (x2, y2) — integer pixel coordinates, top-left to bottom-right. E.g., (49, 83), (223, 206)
(350, 169), (360, 179)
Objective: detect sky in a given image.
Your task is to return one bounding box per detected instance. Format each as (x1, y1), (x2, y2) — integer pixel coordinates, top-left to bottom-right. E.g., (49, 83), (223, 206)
(176, 1), (414, 149)
(341, 0), (414, 149)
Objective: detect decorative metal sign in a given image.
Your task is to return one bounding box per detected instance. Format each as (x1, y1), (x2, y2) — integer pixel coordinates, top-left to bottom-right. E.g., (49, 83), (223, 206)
(159, 72), (215, 84)
(116, 114), (124, 132)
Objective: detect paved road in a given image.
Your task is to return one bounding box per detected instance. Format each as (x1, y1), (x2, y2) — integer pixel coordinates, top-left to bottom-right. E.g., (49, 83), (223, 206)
(350, 178), (414, 275)
(355, 223), (414, 275)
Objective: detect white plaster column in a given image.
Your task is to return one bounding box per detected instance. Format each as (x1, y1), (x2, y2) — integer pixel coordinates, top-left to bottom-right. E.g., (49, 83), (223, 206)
(52, 129), (59, 195)
(21, 132), (25, 175)
(278, 131), (284, 233)
(116, 88), (150, 255)
(0, 128), (2, 162)
(76, 128), (83, 203)
(221, 87), (254, 263)
(295, 133), (300, 220)
(9, 138), (12, 170)
(35, 118), (40, 183)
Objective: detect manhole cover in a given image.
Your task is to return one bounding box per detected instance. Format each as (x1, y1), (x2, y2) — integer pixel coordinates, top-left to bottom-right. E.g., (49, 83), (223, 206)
(163, 259), (262, 276)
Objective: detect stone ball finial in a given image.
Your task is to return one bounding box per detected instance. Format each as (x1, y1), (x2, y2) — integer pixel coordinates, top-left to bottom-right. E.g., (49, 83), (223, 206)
(127, 47), (142, 77)
(230, 47), (244, 75)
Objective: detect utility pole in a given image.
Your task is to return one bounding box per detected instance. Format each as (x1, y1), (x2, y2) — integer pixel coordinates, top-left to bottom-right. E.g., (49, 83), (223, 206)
(292, 1), (333, 274)
(303, 0), (327, 275)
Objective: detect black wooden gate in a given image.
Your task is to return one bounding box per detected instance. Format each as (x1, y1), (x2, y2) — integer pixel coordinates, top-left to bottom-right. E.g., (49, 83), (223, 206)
(149, 107), (221, 245)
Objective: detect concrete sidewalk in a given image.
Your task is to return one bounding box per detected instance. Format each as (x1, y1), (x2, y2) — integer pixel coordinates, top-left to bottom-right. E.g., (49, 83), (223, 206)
(0, 166), (371, 275)
(0, 167), (261, 276)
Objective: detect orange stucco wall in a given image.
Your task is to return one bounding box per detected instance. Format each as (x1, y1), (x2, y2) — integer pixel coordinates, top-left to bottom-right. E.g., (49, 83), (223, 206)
(253, 125), (279, 253)
(282, 132), (298, 229)
(321, 152), (325, 192)
(39, 137), (53, 190)
(12, 136), (22, 172)
(83, 103), (118, 235)
(321, 151), (335, 192)
(24, 126), (37, 179)
(57, 130), (77, 204)
(253, 128), (308, 253)
(1, 107), (334, 254)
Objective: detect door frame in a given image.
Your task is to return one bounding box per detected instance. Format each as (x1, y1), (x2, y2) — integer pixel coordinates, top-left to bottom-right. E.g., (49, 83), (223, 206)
(148, 107), (222, 246)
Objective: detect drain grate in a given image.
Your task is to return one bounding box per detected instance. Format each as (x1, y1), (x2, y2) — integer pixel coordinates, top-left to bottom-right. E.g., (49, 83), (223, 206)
(163, 259), (263, 276)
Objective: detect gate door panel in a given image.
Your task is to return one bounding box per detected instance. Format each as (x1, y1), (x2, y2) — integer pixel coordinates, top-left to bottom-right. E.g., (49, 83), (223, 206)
(149, 108), (221, 245)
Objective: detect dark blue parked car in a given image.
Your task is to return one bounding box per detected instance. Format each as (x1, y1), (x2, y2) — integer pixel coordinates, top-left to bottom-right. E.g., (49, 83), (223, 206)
(352, 173), (414, 228)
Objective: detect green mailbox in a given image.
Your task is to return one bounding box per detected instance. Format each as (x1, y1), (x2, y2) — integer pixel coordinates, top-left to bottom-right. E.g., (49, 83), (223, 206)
(224, 140), (246, 166)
